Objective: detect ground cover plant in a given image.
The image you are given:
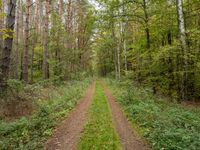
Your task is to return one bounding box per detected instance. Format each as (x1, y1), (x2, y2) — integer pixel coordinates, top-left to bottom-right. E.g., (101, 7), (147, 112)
(106, 78), (200, 150)
(0, 79), (91, 150)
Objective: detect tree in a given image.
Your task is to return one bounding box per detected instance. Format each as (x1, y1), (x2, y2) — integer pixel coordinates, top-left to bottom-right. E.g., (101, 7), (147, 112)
(43, 0), (49, 79)
(0, 0), (17, 88)
(176, 0), (188, 101)
(22, 0), (31, 82)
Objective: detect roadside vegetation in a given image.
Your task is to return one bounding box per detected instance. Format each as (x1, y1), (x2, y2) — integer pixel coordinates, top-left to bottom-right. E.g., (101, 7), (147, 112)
(0, 79), (91, 150)
(78, 82), (122, 150)
(106, 78), (200, 150)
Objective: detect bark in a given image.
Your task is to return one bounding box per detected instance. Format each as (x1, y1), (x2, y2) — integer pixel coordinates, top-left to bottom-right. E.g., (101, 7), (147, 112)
(123, 23), (128, 74)
(0, 0), (17, 88)
(176, 0), (188, 100)
(20, 0), (24, 80)
(15, 0), (20, 79)
(143, 0), (150, 49)
(59, 0), (63, 17)
(31, 1), (39, 83)
(117, 42), (121, 80)
(111, 19), (118, 80)
(43, 0), (49, 79)
(22, 0), (30, 82)
(0, 0), (4, 56)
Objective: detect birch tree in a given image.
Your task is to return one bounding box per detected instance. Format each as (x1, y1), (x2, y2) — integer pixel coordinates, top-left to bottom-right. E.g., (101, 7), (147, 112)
(176, 0), (188, 100)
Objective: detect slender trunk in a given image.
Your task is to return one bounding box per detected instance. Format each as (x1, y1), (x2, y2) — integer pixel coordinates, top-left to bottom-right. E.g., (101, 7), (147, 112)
(112, 22), (118, 80)
(31, 0), (39, 83)
(0, 0), (17, 88)
(143, 0), (150, 49)
(20, 1), (24, 80)
(43, 0), (49, 79)
(117, 42), (121, 80)
(0, 1), (4, 57)
(176, 0), (188, 100)
(22, 0), (30, 82)
(15, 0), (20, 79)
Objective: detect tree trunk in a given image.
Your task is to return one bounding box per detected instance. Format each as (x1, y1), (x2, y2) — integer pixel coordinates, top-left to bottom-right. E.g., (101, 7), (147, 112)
(143, 0), (150, 49)
(22, 0), (30, 82)
(31, 1), (39, 83)
(43, 0), (49, 79)
(117, 41), (121, 80)
(15, 0), (20, 79)
(0, 0), (5, 58)
(0, 0), (17, 88)
(176, 0), (188, 100)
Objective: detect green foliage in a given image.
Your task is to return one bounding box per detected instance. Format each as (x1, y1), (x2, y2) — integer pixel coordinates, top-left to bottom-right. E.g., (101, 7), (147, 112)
(0, 79), (91, 150)
(106, 78), (200, 150)
(7, 79), (24, 93)
(78, 82), (122, 150)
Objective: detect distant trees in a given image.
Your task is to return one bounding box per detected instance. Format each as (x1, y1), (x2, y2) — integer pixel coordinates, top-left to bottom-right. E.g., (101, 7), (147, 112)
(96, 0), (200, 101)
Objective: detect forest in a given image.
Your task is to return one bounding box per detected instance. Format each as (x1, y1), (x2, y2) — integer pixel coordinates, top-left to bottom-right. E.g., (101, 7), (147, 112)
(0, 0), (200, 150)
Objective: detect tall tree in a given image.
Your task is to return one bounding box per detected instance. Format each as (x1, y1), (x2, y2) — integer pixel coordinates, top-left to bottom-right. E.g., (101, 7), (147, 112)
(43, 0), (49, 79)
(22, 0), (31, 82)
(176, 0), (188, 100)
(0, 0), (17, 88)
(15, 0), (20, 79)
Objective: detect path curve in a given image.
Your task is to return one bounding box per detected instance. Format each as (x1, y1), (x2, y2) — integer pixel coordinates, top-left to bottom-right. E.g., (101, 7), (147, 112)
(45, 82), (95, 150)
(103, 84), (150, 150)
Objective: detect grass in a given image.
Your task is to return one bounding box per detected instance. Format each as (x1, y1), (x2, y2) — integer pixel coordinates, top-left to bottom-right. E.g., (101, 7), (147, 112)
(105, 78), (200, 150)
(78, 82), (122, 150)
(0, 79), (91, 150)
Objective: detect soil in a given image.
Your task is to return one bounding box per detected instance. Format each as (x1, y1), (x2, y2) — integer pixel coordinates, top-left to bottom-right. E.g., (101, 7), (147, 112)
(103, 84), (150, 150)
(45, 82), (95, 150)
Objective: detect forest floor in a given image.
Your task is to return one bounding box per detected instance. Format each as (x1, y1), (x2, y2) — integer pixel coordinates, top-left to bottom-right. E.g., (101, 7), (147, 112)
(46, 81), (149, 150)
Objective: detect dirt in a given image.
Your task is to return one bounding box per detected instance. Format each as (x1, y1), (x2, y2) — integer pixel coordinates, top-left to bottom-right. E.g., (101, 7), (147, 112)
(45, 82), (95, 150)
(103, 84), (150, 150)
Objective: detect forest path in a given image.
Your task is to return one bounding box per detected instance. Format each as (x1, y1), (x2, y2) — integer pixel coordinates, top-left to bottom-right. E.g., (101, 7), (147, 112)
(46, 81), (149, 150)
(102, 83), (150, 150)
(45, 82), (96, 150)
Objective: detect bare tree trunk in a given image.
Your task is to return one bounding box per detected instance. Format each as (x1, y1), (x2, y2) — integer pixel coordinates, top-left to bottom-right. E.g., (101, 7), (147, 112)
(123, 26), (128, 74)
(20, 0), (24, 80)
(143, 0), (150, 49)
(0, 0), (17, 88)
(22, 0), (30, 82)
(15, 0), (20, 79)
(43, 0), (49, 79)
(31, 1), (38, 83)
(0, 0), (5, 57)
(112, 21), (118, 80)
(117, 41), (121, 80)
(59, 0), (63, 17)
(176, 0), (188, 100)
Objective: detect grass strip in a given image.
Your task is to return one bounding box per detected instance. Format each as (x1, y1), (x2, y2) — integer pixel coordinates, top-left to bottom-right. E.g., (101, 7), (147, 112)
(78, 82), (122, 150)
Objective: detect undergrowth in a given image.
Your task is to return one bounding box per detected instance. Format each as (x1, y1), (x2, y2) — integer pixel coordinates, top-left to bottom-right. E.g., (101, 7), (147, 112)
(106, 78), (200, 150)
(78, 82), (122, 150)
(0, 79), (91, 150)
